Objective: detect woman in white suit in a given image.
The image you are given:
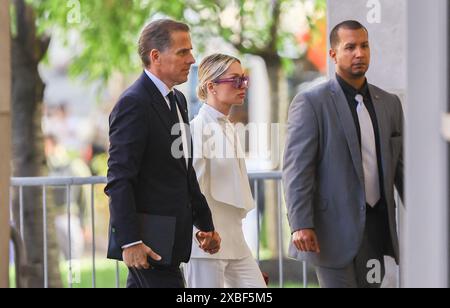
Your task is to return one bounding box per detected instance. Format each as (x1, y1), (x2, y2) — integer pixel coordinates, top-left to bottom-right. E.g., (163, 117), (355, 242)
(184, 54), (267, 288)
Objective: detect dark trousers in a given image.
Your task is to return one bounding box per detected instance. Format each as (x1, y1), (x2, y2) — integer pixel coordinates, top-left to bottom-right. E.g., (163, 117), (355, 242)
(127, 264), (185, 288)
(316, 200), (393, 288)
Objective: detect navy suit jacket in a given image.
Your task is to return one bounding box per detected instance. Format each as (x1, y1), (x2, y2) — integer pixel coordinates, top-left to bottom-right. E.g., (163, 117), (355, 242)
(105, 72), (214, 266)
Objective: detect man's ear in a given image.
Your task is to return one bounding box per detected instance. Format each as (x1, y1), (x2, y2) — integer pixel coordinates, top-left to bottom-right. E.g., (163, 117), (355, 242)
(150, 49), (160, 65)
(329, 48), (337, 64)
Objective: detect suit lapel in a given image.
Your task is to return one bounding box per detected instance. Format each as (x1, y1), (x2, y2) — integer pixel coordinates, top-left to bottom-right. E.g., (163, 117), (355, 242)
(369, 85), (390, 193)
(330, 78), (364, 185)
(139, 73), (189, 173)
(139, 72), (173, 135)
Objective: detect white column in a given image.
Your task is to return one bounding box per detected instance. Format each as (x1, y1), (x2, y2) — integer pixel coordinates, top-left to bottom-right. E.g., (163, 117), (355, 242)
(0, 0), (12, 289)
(403, 0), (449, 288)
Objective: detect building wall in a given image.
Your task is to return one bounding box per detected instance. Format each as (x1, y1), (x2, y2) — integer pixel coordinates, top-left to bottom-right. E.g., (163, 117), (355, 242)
(403, 0), (449, 288)
(0, 1), (11, 288)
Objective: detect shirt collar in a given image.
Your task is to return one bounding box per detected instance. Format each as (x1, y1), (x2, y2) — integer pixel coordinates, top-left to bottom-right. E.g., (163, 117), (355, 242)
(336, 73), (369, 98)
(144, 69), (172, 98)
(201, 103), (229, 123)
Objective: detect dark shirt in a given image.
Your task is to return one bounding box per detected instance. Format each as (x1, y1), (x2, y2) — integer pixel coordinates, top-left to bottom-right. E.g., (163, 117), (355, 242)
(336, 74), (385, 204)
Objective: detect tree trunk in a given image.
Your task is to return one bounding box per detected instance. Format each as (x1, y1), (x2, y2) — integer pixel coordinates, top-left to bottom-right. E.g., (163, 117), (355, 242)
(263, 56), (289, 258)
(11, 0), (62, 288)
(0, 0), (12, 288)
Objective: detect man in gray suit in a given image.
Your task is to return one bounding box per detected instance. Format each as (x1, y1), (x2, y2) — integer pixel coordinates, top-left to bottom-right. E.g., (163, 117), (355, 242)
(283, 20), (404, 288)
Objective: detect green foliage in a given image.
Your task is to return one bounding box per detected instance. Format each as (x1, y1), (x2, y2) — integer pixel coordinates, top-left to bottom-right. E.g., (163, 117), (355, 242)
(10, 3), (17, 38)
(305, 0), (327, 43)
(91, 153), (108, 176)
(185, 0), (293, 56)
(281, 57), (295, 76)
(20, 0), (324, 82)
(26, 0), (172, 81)
(315, 0), (326, 11)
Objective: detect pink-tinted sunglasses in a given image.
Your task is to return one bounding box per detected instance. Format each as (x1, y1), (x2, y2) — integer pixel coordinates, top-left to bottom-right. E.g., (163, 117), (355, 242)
(213, 75), (250, 89)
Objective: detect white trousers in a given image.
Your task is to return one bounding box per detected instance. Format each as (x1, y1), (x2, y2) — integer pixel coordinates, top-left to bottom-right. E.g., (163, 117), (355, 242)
(184, 255), (267, 288)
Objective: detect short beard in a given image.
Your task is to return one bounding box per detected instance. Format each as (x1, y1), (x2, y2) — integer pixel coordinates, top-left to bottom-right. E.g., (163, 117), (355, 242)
(350, 70), (366, 78)
(344, 66), (367, 79)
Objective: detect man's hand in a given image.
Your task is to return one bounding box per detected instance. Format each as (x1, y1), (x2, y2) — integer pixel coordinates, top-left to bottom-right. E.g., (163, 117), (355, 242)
(292, 229), (320, 253)
(122, 243), (161, 269)
(196, 231), (221, 254)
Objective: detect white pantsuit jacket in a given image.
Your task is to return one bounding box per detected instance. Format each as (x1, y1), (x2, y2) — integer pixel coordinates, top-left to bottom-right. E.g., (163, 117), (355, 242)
(189, 103), (255, 260)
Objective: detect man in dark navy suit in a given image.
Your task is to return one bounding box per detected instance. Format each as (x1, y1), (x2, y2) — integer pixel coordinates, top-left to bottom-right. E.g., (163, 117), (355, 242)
(105, 19), (221, 288)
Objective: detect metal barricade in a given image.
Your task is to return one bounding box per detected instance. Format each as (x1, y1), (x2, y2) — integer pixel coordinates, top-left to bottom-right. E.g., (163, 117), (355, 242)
(248, 171), (309, 288)
(10, 176), (113, 288)
(10, 224), (28, 288)
(10, 173), (309, 288)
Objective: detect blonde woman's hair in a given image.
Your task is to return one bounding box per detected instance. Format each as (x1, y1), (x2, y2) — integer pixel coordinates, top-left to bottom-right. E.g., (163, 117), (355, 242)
(197, 53), (241, 101)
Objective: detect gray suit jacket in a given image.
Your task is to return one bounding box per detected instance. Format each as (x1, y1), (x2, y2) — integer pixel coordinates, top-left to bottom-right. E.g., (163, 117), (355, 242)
(283, 77), (404, 268)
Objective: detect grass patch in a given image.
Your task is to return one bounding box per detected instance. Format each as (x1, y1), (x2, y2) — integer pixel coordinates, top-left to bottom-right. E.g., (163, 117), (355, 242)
(60, 259), (128, 288)
(10, 259), (318, 288)
(9, 258), (128, 288)
(268, 281), (319, 288)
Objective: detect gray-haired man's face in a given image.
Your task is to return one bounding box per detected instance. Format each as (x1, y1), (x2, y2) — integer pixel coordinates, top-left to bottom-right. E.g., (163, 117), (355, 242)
(155, 31), (196, 88)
